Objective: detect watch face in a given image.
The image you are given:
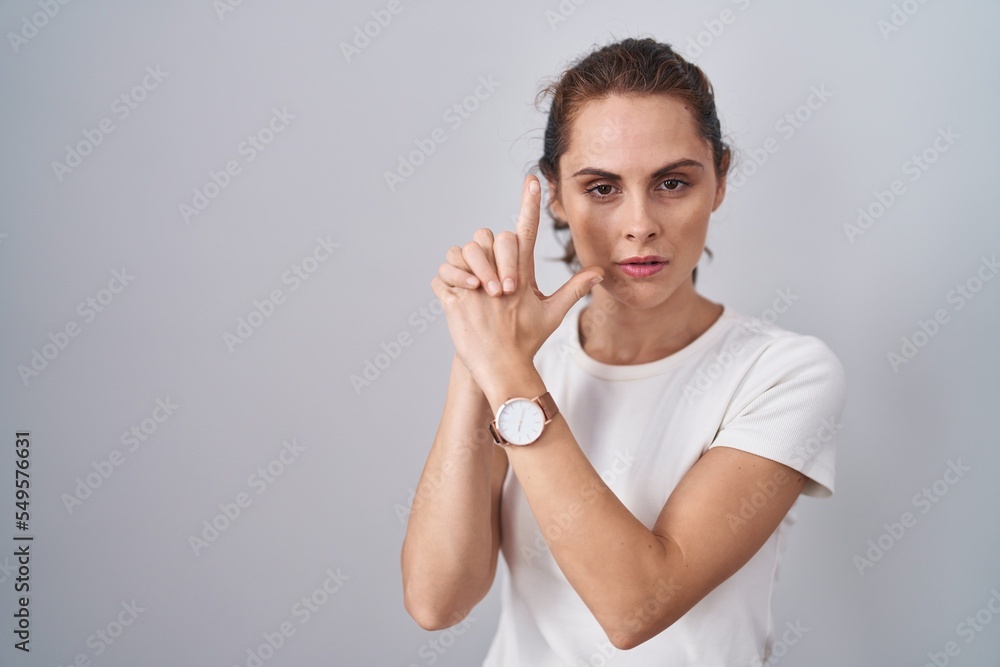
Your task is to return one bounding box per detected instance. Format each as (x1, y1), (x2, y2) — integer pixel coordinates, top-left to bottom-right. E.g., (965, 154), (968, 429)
(496, 398), (545, 445)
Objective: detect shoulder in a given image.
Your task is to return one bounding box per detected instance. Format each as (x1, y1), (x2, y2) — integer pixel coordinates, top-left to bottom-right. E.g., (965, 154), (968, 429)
(722, 308), (847, 394)
(706, 310), (848, 497)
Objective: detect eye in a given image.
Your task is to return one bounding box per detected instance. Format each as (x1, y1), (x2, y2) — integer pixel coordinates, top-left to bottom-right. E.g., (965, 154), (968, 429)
(584, 183), (617, 200)
(659, 178), (690, 193)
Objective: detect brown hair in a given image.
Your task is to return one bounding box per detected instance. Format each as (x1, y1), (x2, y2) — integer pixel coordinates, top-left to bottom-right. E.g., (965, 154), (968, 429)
(534, 36), (732, 286)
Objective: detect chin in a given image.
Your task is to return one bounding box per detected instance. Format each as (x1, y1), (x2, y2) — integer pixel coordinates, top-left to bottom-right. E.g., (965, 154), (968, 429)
(594, 281), (677, 310)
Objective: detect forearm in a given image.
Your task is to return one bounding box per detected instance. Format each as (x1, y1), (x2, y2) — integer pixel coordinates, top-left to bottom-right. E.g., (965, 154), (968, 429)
(401, 353), (499, 626)
(479, 360), (676, 645)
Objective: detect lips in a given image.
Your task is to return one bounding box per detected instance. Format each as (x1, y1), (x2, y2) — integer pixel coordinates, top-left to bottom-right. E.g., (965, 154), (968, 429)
(617, 255), (667, 265)
(614, 255), (668, 278)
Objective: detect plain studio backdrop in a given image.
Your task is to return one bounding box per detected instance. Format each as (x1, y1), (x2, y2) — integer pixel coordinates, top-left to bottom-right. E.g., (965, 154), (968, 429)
(1, 1), (998, 665)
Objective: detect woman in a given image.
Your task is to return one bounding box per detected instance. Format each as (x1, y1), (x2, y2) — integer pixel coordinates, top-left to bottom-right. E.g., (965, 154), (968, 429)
(401, 37), (847, 665)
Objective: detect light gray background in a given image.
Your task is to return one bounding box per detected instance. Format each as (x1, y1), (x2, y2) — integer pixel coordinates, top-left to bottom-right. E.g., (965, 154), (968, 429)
(1, 1), (998, 665)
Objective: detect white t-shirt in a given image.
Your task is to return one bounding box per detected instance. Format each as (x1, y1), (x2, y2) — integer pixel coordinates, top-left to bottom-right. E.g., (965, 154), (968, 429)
(481, 299), (847, 666)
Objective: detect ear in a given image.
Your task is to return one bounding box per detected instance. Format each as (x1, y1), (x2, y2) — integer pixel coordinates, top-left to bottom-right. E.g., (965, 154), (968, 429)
(711, 175), (727, 212)
(711, 150), (730, 212)
(547, 178), (567, 221)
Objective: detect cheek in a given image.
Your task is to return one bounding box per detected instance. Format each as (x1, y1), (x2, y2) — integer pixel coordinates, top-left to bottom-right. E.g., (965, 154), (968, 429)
(670, 196), (713, 236)
(570, 222), (599, 266)
(677, 210), (711, 240)
(670, 217), (711, 264)
(566, 221), (612, 260)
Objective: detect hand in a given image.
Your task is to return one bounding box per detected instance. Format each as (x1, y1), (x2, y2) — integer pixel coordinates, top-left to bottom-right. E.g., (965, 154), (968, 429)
(430, 175), (605, 390)
(438, 227), (545, 300)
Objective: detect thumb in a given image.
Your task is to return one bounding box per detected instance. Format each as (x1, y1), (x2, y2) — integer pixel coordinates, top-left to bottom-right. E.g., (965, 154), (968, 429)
(546, 266), (605, 320)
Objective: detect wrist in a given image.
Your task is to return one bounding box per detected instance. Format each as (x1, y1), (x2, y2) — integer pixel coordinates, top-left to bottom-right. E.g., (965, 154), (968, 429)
(450, 354), (492, 410)
(480, 360), (547, 415)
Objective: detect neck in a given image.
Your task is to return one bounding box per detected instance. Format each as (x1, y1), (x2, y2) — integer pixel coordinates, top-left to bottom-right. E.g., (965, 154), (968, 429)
(579, 278), (723, 365)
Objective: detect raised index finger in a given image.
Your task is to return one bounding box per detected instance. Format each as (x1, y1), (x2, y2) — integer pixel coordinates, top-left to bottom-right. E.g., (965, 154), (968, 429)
(515, 174), (541, 287)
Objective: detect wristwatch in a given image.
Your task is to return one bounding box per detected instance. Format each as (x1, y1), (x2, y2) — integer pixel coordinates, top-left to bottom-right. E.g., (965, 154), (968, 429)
(489, 391), (559, 446)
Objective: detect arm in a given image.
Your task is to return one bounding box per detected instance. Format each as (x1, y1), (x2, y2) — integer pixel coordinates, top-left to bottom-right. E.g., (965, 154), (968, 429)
(479, 359), (807, 650)
(401, 353), (509, 630)
(424, 174), (836, 647)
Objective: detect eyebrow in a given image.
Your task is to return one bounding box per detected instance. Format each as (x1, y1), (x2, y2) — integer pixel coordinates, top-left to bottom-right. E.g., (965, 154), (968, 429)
(571, 159), (705, 180)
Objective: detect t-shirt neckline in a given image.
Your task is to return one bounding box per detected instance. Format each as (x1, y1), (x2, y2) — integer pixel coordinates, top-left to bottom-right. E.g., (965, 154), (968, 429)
(567, 301), (736, 380)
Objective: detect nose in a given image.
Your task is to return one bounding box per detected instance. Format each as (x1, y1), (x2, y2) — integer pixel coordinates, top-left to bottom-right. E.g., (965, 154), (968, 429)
(622, 195), (659, 241)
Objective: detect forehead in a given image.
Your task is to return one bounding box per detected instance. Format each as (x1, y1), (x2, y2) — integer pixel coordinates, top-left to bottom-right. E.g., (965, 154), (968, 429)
(563, 94), (709, 169)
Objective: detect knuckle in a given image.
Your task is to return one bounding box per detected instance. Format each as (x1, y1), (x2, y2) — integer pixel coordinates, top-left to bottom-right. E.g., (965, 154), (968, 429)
(497, 230), (517, 243)
(430, 279), (455, 303)
(474, 227), (494, 240)
(446, 246), (467, 267)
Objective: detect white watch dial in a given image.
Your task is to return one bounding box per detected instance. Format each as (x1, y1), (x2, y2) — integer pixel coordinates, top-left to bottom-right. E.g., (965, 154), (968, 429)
(497, 398), (545, 445)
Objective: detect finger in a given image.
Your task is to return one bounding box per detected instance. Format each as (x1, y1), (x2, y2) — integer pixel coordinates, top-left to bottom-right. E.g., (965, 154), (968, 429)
(462, 241), (502, 296)
(446, 245), (471, 271)
(472, 228), (497, 272)
(545, 266), (604, 322)
(471, 227), (501, 296)
(444, 246), (479, 287)
(439, 262), (480, 288)
(493, 231), (518, 293)
(429, 276), (454, 304)
(515, 175), (541, 288)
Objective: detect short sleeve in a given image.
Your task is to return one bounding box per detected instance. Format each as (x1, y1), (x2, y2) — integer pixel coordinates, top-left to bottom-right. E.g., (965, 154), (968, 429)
(706, 334), (848, 498)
